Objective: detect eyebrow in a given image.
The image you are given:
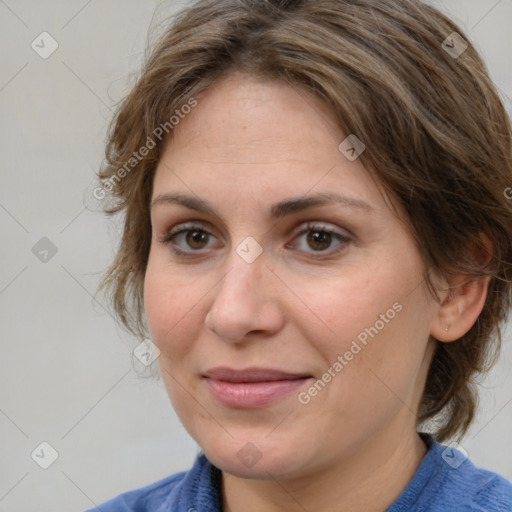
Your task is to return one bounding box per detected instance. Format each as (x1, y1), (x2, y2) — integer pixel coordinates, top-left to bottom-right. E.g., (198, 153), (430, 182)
(150, 192), (375, 218)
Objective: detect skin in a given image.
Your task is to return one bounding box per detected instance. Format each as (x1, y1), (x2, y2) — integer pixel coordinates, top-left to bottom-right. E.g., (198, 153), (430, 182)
(144, 72), (491, 512)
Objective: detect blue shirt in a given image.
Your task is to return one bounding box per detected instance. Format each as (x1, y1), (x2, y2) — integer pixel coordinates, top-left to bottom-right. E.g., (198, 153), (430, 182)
(86, 434), (512, 511)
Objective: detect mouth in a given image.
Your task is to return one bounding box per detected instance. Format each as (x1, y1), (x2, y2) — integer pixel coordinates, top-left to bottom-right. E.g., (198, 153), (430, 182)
(202, 366), (313, 408)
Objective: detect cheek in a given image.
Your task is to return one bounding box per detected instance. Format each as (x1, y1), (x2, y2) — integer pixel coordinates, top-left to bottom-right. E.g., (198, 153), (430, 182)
(292, 264), (399, 353)
(143, 258), (200, 355)
(296, 256), (430, 382)
(336, 287), (432, 414)
(144, 262), (170, 339)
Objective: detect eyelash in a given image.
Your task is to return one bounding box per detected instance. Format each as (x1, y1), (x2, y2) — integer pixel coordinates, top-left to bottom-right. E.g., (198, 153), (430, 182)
(159, 222), (352, 259)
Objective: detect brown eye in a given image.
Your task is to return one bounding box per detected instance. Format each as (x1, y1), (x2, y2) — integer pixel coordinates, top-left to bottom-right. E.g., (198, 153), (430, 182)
(289, 223), (351, 257)
(307, 231), (333, 251)
(185, 230), (209, 249)
(160, 223), (216, 256)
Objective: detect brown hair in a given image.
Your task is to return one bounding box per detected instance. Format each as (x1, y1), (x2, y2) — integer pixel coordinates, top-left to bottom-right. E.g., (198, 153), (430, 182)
(96, 0), (512, 442)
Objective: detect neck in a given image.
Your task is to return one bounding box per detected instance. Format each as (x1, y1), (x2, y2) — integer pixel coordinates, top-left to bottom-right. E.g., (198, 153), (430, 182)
(221, 427), (428, 512)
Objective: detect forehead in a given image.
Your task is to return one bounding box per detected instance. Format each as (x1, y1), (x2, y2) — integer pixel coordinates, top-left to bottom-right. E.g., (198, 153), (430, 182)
(163, 72), (344, 164)
(152, 72), (390, 219)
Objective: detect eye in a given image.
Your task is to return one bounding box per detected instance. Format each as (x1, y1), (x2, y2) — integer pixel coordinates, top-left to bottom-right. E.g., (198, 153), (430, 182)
(159, 222), (217, 257)
(287, 222), (351, 256)
(159, 221), (351, 258)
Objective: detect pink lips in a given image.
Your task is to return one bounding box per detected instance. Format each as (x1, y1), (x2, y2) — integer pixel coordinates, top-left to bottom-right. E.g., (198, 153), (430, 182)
(202, 367), (311, 408)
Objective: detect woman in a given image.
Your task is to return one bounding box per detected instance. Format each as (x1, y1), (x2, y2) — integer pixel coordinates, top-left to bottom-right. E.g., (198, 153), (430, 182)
(87, 0), (512, 510)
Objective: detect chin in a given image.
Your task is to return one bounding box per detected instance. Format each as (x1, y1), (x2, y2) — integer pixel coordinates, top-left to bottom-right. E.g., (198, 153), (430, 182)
(197, 432), (316, 480)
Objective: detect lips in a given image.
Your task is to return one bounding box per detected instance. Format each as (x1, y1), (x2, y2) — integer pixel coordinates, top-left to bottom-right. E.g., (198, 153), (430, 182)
(203, 367), (310, 382)
(202, 366), (312, 408)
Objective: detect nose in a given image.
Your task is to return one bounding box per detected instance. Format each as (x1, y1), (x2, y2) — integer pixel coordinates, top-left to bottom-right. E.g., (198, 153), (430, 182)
(204, 249), (285, 343)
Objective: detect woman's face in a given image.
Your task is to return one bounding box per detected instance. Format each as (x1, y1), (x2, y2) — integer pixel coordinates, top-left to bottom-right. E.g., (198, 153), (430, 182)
(144, 72), (438, 479)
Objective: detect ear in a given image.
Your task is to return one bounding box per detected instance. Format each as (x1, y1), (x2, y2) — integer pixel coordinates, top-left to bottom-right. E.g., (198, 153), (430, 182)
(430, 233), (493, 342)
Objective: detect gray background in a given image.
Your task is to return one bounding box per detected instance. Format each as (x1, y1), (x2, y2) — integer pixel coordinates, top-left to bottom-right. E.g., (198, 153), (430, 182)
(0, 1), (511, 510)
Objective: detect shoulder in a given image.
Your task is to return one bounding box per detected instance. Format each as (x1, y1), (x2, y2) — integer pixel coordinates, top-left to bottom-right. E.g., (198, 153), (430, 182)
(440, 453), (512, 511)
(472, 473), (512, 511)
(82, 471), (187, 512)
(389, 435), (512, 512)
(82, 453), (221, 512)
(422, 438), (511, 511)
